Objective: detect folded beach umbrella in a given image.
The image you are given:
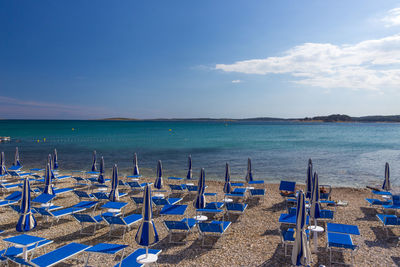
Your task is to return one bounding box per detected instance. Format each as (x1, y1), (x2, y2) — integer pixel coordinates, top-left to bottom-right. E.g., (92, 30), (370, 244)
(154, 160), (163, 189)
(245, 158), (253, 183)
(291, 190), (311, 266)
(98, 156), (105, 184)
(305, 159), (313, 199)
(223, 163), (232, 194)
(53, 149), (59, 170)
(91, 150), (97, 172)
(13, 147), (21, 167)
(194, 168), (206, 209)
(135, 184), (159, 258)
(133, 153), (140, 176)
(43, 163), (55, 195)
(186, 155), (192, 179)
(16, 177), (37, 232)
(47, 154), (55, 180)
(109, 164), (120, 201)
(382, 162), (391, 191)
(310, 172), (321, 224)
(0, 152), (7, 175)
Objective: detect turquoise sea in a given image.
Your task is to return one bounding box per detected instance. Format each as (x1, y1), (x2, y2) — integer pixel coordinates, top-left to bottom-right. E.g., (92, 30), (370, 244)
(0, 120), (400, 187)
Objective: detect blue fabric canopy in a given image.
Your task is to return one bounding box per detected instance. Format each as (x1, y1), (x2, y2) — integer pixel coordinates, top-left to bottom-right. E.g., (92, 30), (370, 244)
(16, 177), (37, 232)
(223, 163), (232, 194)
(382, 162), (390, 191)
(306, 159), (312, 199)
(109, 164), (119, 201)
(0, 152), (7, 175)
(186, 155), (192, 179)
(14, 147), (21, 167)
(133, 153), (140, 176)
(310, 172), (321, 220)
(53, 149), (59, 170)
(91, 150), (97, 172)
(194, 168), (206, 209)
(43, 162), (55, 195)
(154, 160), (163, 189)
(245, 158), (253, 183)
(291, 190), (311, 266)
(98, 156), (105, 184)
(135, 184), (159, 249)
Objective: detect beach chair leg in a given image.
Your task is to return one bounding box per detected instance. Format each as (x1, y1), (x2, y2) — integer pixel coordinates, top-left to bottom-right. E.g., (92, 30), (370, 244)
(85, 253), (90, 266)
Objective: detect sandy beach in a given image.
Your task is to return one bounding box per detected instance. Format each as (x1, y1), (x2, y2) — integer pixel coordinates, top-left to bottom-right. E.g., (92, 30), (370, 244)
(0, 174), (398, 267)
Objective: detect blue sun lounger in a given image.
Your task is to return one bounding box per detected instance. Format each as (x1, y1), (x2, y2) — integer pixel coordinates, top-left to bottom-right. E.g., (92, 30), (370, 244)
(0, 182), (22, 193)
(73, 190), (95, 200)
(280, 228), (310, 256)
(160, 204), (188, 216)
(0, 239), (53, 263)
(131, 197), (144, 208)
(249, 188), (266, 199)
(152, 197), (182, 208)
(225, 202), (248, 219)
(34, 201), (96, 225)
(103, 214), (142, 239)
(8, 242), (91, 267)
(127, 181), (147, 190)
(365, 198), (392, 206)
(93, 192), (128, 201)
(164, 218), (197, 243)
(327, 232), (358, 266)
(168, 184), (187, 194)
(186, 185), (198, 193)
(197, 221), (231, 247)
(382, 195), (400, 210)
(376, 214), (400, 238)
(279, 213), (310, 225)
(53, 187), (73, 195)
(279, 181), (296, 198)
(72, 213), (104, 235)
(114, 248), (162, 267)
(0, 191), (21, 207)
(85, 243), (128, 266)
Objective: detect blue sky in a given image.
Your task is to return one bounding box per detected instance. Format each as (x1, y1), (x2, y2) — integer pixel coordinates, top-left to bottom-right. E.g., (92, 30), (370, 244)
(1, 0), (400, 119)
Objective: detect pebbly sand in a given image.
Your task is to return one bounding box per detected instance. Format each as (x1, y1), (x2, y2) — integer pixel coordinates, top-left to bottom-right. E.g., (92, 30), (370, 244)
(0, 174), (398, 267)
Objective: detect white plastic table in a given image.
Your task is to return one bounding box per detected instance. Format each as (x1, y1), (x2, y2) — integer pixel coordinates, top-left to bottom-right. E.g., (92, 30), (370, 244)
(223, 198), (233, 203)
(97, 187), (108, 191)
(136, 253), (158, 266)
(107, 208), (121, 216)
(154, 193), (164, 198)
(193, 215), (208, 222)
(308, 225), (324, 252)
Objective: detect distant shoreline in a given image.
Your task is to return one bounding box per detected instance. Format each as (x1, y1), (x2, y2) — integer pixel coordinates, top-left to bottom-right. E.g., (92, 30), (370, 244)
(2, 114), (400, 123)
(100, 114), (400, 123)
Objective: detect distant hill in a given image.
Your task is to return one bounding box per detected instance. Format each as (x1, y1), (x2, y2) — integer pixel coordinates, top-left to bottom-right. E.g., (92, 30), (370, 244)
(299, 114), (400, 123)
(101, 115), (400, 123)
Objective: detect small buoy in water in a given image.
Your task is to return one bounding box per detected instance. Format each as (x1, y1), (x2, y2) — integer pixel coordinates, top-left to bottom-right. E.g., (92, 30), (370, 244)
(37, 139), (40, 143)
(169, 129), (172, 131)
(43, 138), (46, 142)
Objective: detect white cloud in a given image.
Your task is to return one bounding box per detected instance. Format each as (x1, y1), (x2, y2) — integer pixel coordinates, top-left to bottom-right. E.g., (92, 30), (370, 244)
(382, 7), (400, 27)
(215, 34), (400, 91)
(231, 80), (241, 83)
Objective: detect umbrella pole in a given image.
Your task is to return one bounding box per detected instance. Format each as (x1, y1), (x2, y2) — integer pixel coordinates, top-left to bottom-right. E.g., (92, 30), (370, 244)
(313, 219), (318, 253)
(146, 246), (148, 257)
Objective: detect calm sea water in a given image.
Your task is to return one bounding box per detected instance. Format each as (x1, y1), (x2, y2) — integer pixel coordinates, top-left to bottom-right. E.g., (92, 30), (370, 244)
(0, 120), (400, 188)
